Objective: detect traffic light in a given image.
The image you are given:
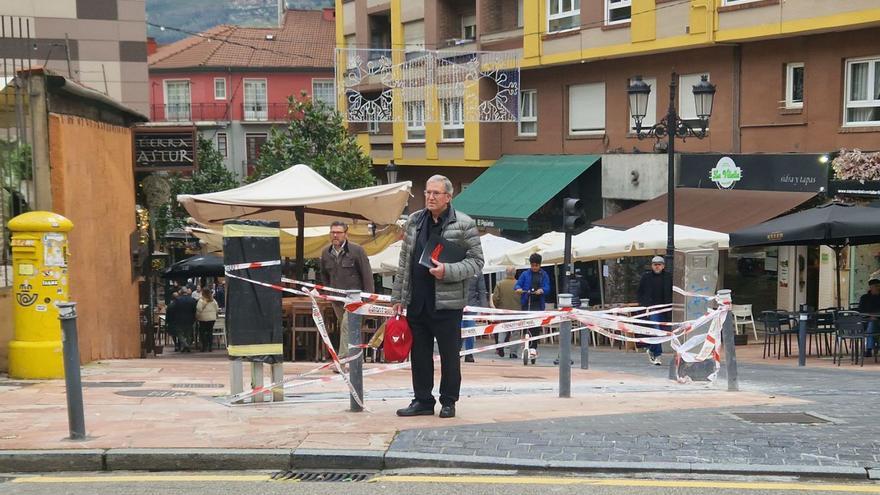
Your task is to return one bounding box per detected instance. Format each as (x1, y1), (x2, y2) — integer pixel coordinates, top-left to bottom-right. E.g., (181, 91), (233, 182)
(562, 197), (584, 232)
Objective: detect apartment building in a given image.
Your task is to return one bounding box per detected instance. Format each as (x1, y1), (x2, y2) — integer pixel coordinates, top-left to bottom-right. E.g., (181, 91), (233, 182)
(336, 0), (880, 311)
(147, 9), (337, 178)
(1, 0), (149, 114)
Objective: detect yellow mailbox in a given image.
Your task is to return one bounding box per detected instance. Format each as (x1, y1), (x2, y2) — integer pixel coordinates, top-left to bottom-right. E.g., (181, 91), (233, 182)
(7, 211), (73, 379)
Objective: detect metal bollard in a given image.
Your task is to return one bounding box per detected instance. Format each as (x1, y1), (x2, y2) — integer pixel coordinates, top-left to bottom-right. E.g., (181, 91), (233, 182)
(798, 312), (808, 367)
(580, 298), (589, 370)
(717, 290), (739, 392)
(558, 293), (572, 398)
(57, 302), (86, 440)
(346, 290), (364, 412)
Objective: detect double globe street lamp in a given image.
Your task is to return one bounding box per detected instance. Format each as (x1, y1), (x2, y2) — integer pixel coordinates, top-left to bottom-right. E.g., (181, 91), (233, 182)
(627, 72), (716, 278)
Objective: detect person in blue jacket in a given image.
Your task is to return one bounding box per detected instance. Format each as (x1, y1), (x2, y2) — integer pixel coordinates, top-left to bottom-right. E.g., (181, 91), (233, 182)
(515, 253), (551, 361)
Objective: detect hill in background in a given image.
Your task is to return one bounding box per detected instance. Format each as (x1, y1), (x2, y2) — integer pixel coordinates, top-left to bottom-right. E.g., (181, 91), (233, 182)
(147, 0), (334, 44)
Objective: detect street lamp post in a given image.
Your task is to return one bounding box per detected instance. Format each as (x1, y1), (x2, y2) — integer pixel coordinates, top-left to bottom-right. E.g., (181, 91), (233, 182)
(627, 72), (716, 277)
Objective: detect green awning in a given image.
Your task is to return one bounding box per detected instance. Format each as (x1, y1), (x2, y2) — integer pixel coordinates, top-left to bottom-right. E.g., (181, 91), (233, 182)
(452, 154), (600, 231)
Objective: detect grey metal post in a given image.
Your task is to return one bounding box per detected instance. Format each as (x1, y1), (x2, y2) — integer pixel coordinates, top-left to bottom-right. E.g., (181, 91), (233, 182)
(57, 302), (85, 440)
(271, 363), (284, 402)
(798, 312), (808, 367)
(230, 359), (243, 396)
(580, 298), (589, 370)
(558, 293), (572, 398)
(346, 289), (364, 412)
(717, 290), (739, 392)
(251, 362), (264, 403)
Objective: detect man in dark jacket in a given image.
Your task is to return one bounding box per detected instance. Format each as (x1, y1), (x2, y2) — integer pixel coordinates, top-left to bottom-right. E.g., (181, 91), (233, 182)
(392, 175), (484, 419)
(636, 256), (673, 365)
(320, 221), (374, 358)
(168, 288), (198, 352)
(859, 277), (880, 357)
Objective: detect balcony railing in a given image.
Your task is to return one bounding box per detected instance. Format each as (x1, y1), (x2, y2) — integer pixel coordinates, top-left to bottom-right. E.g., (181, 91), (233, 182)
(242, 102), (290, 122)
(150, 103), (230, 122)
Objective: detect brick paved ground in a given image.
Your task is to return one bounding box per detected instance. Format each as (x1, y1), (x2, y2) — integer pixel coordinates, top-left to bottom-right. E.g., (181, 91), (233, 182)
(388, 345), (880, 469)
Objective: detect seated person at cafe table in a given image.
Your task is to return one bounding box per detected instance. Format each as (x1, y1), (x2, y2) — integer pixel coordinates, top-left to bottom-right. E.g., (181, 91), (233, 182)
(860, 277), (880, 358)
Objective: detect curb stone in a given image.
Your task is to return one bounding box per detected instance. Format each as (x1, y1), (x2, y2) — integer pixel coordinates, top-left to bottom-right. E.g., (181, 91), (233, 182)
(105, 448), (292, 471)
(0, 448), (872, 479)
(0, 450), (104, 473)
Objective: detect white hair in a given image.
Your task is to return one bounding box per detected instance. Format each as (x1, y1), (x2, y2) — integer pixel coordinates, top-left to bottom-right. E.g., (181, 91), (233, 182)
(426, 175), (454, 195)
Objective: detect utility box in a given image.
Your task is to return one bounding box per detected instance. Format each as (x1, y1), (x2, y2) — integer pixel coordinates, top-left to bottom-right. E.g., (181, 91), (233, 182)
(7, 211), (73, 379)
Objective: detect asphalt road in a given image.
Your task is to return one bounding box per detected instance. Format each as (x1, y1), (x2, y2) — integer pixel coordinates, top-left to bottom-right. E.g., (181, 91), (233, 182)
(2, 471), (879, 495)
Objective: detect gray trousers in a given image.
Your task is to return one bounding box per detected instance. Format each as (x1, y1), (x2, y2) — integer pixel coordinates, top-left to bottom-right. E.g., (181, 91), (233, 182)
(332, 302), (358, 358)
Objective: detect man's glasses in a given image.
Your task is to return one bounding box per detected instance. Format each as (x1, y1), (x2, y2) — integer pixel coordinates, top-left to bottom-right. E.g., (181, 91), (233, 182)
(424, 191), (448, 197)
(330, 231), (346, 235)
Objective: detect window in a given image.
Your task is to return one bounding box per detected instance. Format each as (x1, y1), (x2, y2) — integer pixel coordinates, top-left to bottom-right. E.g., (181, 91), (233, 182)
(784, 62), (804, 109)
(312, 79), (336, 110)
(216, 132), (228, 158)
(519, 89), (537, 136)
(344, 34), (358, 69)
(243, 79), (268, 121)
(163, 80), (190, 121)
(606, 0), (631, 24)
(461, 14), (476, 40)
(403, 21), (425, 60)
(517, 0), (524, 27)
(405, 101), (425, 141)
(441, 97), (464, 140)
(245, 133), (267, 175)
(628, 76), (656, 130)
(548, 0), (580, 33)
(367, 119), (380, 134)
(678, 72), (710, 125)
(568, 82), (605, 135)
(844, 56), (880, 126)
(214, 78), (226, 100)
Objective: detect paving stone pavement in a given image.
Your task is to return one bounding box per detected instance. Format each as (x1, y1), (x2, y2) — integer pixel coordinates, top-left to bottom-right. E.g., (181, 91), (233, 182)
(388, 346), (880, 469)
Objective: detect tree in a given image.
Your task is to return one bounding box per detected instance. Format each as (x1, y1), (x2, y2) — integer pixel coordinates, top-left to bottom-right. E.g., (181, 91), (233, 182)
(155, 134), (239, 239)
(248, 92), (375, 189)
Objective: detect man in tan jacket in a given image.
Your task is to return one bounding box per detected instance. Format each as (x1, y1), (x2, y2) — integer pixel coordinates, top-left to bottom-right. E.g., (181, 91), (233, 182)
(492, 266), (521, 358)
(320, 221), (374, 359)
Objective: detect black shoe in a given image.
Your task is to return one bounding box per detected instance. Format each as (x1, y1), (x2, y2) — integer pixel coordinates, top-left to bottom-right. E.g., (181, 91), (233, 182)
(439, 405), (456, 418)
(509, 353), (517, 359)
(553, 358), (559, 365)
(496, 349), (504, 358)
(182, 347), (191, 353)
(866, 350), (873, 358)
(396, 400), (434, 417)
(464, 355), (475, 363)
(531, 358), (536, 364)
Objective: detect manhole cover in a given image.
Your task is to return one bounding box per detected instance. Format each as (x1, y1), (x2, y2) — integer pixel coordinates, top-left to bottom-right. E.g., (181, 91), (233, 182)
(172, 383), (225, 389)
(270, 471), (372, 482)
(115, 389), (194, 398)
(732, 412), (829, 424)
(83, 381), (144, 388)
(500, 375), (547, 380)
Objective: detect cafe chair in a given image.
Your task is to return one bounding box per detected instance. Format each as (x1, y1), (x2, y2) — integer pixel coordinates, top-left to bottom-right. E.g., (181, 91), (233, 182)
(731, 304), (758, 341)
(833, 311), (867, 366)
(761, 310), (795, 359)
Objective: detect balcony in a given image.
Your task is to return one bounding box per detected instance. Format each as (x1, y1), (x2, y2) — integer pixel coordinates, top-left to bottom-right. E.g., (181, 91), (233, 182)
(242, 102), (290, 122)
(150, 103), (230, 123)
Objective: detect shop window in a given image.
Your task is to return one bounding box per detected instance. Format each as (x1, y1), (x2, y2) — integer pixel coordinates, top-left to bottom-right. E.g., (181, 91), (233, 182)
(844, 56), (880, 126)
(569, 82), (605, 135)
(784, 62), (804, 109)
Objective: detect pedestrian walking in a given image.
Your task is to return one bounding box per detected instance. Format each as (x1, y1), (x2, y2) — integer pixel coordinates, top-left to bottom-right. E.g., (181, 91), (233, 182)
(636, 255), (672, 366)
(515, 253), (550, 364)
(492, 267), (521, 358)
(169, 288), (197, 352)
(196, 288), (219, 352)
(461, 273), (488, 363)
(320, 220), (374, 359)
(392, 175), (484, 419)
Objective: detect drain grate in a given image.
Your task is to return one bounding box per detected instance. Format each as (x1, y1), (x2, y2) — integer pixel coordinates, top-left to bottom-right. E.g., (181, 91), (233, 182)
(270, 471), (372, 482)
(83, 381), (144, 388)
(732, 412), (830, 424)
(115, 389), (194, 398)
(172, 383), (225, 389)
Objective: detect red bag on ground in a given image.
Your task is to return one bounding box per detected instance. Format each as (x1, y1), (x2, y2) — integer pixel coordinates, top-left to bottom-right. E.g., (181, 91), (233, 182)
(383, 315), (412, 363)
